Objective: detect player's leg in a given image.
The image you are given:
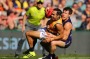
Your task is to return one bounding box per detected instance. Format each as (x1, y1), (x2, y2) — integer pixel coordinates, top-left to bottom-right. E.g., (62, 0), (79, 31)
(15, 30), (27, 58)
(22, 27), (47, 58)
(22, 24), (41, 54)
(15, 24), (31, 58)
(50, 40), (65, 54)
(41, 40), (65, 59)
(26, 30), (41, 50)
(50, 40), (65, 59)
(38, 41), (50, 59)
(23, 30), (42, 58)
(23, 37), (37, 54)
(40, 41), (51, 53)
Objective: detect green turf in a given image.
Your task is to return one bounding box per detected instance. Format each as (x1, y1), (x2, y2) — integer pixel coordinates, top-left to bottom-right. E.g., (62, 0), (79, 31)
(0, 54), (90, 59)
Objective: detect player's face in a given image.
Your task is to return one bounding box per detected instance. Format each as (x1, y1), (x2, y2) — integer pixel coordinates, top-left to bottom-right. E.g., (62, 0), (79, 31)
(37, 3), (43, 9)
(86, 4), (90, 11)
(62, 10), (70, 21)
(51, 11), (59, 21)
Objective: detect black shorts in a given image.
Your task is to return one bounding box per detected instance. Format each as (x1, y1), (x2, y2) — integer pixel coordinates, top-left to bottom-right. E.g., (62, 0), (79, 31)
(64, 40), (72, 48)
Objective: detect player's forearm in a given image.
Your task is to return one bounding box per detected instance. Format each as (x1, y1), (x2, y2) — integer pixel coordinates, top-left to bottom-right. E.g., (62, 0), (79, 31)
(63, 31), (70, 41)
(63, 35), (68, 41)
(51, 34), (63, 41)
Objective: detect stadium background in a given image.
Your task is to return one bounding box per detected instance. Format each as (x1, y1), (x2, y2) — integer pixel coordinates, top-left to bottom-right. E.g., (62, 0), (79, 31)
(0, 0), (90, 59)
(0, 30), (90, 58)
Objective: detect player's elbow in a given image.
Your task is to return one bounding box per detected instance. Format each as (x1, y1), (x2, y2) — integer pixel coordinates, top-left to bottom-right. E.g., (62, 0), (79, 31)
(63, 36), (68, 41)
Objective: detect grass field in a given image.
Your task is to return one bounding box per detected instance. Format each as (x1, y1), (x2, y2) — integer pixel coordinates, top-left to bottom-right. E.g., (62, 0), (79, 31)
(0, 54), (90, 59)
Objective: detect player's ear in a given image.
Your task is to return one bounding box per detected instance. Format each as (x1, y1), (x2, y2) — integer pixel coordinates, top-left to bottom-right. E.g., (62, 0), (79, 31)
(57, 14), (60, 18)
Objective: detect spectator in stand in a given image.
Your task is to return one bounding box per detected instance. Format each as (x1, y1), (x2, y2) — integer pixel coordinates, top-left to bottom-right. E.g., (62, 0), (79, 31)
(23, 0), (29, 9)
(60, 0), (66, 9)
(7, 11), (23, 30)
(0, 14), (8, 30)
(82, 2), (90, 18)
(79, 2), (90, 30)
(28, 2), (34, 7)
(70, 3), (83, 30)
(77, 1), (86, 12)
(85, 0), (90, 4)
(15, 0), (21, 8)
(0, 0), (8, 10)
(57, 0), (67, 12)
(58, 3), (63, 11)
(75, 0), (85, 3)
(6, 0), (13, 10)
(66, 0), (74, 7)
(0, 3), (4, 11)
(0, 0), (8, 30)
(86, 17), (90, 30)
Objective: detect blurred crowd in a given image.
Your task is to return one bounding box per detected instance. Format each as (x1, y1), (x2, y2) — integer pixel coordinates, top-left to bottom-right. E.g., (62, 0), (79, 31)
(0, 0), (90, 31)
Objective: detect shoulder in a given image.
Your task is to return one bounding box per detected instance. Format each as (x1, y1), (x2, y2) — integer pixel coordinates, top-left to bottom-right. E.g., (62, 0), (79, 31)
(41, 7), (45, 11)
(55, 18), (63, 28)
(64, 22), (72, 29)
(42, 7), (45, 9)
(58, 18), (62, 24)
(55, 22), (63, 30)
(64, 22), (72, 26)
(55, 18), (62, 24)
(29, 6), (37, 10)
(27, 6), (38, 12)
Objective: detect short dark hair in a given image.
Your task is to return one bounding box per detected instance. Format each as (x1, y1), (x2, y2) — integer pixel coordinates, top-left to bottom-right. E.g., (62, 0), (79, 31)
(63, 7), (73, 15)
(37, 0), (44, 4)
(53, 8), (62, 16)
(37, 1), (43, 4)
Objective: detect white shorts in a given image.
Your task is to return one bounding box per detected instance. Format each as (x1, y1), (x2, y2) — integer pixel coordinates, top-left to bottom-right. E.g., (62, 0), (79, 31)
(38, 28), (47, 39)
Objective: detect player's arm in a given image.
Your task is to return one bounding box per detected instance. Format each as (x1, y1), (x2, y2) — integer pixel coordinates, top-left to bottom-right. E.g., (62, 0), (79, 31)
(40, 9), (47, 28)
(51, 23), (64, 41)
(22, 14), (27, 32)
(63, 22), (72, 41)
(22, 8), (31, 32)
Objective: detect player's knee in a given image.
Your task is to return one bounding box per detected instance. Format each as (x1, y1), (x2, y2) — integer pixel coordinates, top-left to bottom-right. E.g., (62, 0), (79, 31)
(51, 41), (56, 46)
(25, 31), (29, 36)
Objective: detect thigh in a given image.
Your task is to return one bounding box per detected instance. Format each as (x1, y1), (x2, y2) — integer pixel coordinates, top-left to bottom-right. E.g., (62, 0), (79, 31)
(26, 30), (41, 38)
(51, 40), (66, 47)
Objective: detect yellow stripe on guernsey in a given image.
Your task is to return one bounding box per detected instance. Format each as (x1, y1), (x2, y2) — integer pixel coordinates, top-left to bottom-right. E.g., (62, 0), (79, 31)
(26, 6), (45, 26)
(52, 18), (62, 27)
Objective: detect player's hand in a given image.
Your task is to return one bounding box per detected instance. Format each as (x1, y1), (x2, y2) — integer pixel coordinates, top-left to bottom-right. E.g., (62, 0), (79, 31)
(44, 37), (54, 43)
(46, 33), (56, 38)
(45, 38), (51, 43)
(42, 39), (47, 43)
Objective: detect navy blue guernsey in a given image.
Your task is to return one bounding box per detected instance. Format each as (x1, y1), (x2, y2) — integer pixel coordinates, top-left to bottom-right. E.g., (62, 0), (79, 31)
(62, 18), (72, 48)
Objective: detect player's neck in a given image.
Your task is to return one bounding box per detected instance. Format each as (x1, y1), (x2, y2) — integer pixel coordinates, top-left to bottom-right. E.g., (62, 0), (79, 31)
(64, 17), (69, 21)
(36, 6), (41, 10)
